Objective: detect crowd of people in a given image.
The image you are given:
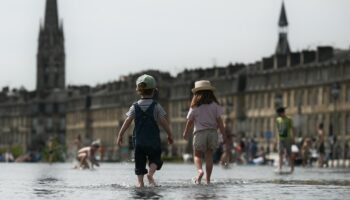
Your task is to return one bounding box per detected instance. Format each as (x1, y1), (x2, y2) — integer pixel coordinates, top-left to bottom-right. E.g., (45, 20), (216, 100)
(213, 123), (349, 170)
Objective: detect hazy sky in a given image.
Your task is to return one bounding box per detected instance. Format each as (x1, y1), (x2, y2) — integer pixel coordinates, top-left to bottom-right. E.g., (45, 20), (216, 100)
(0, 0), (349, 90)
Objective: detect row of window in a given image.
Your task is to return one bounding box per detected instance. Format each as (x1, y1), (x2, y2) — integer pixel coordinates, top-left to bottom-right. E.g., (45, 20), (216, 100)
(0, 117), (29, 128)
(246, 84), (350, 110)
(32, 103), (65, 114)
(0, 132), (27, 145)
(32, 117), (65, 130)
(0, 105), (29, 116)
(248, 64), (350, 90)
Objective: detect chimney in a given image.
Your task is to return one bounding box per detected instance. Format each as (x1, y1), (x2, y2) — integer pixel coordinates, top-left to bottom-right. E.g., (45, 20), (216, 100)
(274, 54), (288, 69)
(301, 50), (316, 64)
(287, 52), (301, 67)
(262, 56), (274, 70)
(317, 46), (334, 62)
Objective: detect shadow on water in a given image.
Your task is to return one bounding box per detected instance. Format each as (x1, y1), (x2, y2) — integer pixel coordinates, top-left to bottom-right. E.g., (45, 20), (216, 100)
(130, 187), (163, 199)
(127, 184), (228, 200)
(183, 184), (228, 200)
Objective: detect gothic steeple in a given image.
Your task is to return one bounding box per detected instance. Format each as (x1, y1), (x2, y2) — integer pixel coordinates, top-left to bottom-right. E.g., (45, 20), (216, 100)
(44, 0), (59, 30)
(275, 1), (290, 55)
(278, 2), (288, 27)
(37, 0), (65, 92)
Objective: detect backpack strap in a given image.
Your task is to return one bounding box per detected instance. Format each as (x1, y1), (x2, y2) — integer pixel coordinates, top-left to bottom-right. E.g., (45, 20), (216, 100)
(133, 101), (157, 114)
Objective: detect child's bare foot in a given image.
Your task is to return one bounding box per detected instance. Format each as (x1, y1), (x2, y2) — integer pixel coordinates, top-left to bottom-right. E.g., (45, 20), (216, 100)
(147, 174), (156, 187)
(194, 169), (204, 184)
(136, 182), (144, 188)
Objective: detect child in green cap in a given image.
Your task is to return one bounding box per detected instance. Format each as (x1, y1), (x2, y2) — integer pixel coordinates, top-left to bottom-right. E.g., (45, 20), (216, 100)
(116, 74), (173, 188)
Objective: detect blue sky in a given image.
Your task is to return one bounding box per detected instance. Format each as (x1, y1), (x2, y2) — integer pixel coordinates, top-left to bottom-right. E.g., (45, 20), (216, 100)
(0, 0), (349, 90)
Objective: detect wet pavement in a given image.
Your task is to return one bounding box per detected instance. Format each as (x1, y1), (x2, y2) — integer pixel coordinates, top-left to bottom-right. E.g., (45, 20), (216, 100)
(1, 163), (349, 199)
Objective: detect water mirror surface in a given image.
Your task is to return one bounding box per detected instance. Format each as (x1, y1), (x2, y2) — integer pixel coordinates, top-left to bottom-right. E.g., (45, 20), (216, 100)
(1, 163), (349, 200)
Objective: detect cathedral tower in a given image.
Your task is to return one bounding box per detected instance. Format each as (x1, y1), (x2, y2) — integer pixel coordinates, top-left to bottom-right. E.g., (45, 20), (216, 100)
(37, 0), (65, 92)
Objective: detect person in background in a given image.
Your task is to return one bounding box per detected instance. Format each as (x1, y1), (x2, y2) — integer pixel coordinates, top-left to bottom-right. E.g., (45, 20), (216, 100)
(183, 80), (226, 184)
(275, 107), (295, 173)
(75, 140), (101, 169)
(74, 134), (82, 152)
(328, 124), (337, 167)
(220, 119), (234, 168)
(301, 137), (312, 167)
(317, 123), (326, 167)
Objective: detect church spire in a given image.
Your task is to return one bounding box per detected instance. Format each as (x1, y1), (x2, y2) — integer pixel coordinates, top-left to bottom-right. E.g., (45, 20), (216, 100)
(275, 1), (290, 55)
(278, 1), (288, 27)
(44, 0), (59, 30)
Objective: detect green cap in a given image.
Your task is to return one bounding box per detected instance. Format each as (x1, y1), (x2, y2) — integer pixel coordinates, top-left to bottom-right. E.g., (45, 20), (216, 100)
(136, 74), (156, 89)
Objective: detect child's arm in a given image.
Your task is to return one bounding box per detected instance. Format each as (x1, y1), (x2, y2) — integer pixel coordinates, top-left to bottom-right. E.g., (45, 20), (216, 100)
(90, 156), (99, 168)
(217, 117), (225, 136)
(217, 117), (226, 144)
(183, 119), (194, 140)
(116, 117), (133, 146)
(159, 117), (174, 144)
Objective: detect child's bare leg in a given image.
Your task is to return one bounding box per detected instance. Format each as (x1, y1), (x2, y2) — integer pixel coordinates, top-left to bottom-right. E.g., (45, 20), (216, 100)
(137, 175), (145, 188)
(289, 155), (294, 173)
(147, 163), (157, 186)
(194, 150), (204, 184)
(279, 152), (283, 170)
(205, 150), (213, 184)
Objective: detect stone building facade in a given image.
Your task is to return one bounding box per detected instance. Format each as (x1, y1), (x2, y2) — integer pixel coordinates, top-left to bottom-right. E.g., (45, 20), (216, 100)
(0, 88), (32, 151)
(0, 1), (349, 160)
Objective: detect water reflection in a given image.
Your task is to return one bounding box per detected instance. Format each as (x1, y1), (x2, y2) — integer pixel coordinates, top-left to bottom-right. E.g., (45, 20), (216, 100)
(34, 177), (62, 198)
(131, 187), (163, 199)
(37, 177), (59, 185)
(186, 185), (227, 200)
(1, 164), (349, 200)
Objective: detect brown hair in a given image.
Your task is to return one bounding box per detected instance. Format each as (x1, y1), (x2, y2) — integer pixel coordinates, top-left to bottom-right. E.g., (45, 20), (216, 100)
(190, 90), (219, 108)
(136, 82), (154, 96)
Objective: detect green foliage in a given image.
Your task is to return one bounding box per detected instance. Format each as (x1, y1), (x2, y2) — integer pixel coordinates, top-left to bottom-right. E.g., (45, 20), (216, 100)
(42, 137), (66, 162)
(0, 147), (6, 155)
(11, 145), (23, 158)
(0, 145), (23, 158)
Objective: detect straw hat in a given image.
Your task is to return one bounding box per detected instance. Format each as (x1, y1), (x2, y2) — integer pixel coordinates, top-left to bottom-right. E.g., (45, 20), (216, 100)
(191, 80), (216, 93)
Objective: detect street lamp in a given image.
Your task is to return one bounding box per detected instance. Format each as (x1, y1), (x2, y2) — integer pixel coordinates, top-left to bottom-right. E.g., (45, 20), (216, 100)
(331, 82), (340, 166)
(293, 99), (303, 138)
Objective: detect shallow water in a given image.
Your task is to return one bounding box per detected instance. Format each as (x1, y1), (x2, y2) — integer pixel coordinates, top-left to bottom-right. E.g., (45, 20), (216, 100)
(1, 163), (349, 200)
